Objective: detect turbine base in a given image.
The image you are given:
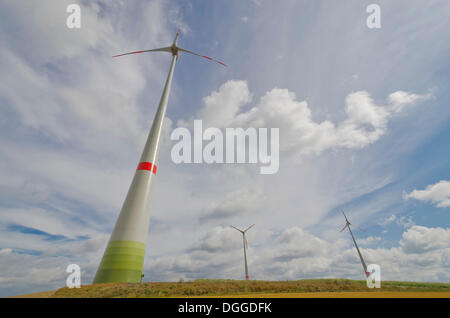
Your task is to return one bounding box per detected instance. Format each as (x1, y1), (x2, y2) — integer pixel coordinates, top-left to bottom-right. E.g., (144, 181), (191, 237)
(93, 240), (146, 284)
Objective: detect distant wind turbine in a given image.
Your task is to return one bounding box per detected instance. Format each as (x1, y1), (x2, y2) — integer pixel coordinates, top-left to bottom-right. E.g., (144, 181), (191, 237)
(93, 30), (226, 284)
(339, 210), (370, 278)
(231, 224), (254, 280)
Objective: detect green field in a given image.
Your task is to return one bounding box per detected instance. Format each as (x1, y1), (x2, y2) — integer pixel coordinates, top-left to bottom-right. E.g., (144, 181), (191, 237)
(48, 279), (450, 298)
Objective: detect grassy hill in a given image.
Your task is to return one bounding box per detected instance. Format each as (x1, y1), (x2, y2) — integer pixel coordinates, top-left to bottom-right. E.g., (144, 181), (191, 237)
(49, 279), (450, 298)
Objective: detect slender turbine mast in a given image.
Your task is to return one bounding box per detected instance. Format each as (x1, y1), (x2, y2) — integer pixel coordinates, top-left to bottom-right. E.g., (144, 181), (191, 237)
(94, 30), (226, 284)
(339, 210), (370, 278)
(231, 224), (254, 280)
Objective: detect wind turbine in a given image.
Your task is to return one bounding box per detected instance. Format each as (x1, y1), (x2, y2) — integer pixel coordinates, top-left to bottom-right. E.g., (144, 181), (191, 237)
(93, 30), (226, 284)
(339, 210), (370, 278)
(231, 224), (254, 280)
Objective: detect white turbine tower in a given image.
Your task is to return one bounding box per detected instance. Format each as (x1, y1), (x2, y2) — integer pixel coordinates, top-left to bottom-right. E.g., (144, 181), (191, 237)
(339, 210), (370, 278)
(231, 224), (254, 280)
(94, 30), (226, 284)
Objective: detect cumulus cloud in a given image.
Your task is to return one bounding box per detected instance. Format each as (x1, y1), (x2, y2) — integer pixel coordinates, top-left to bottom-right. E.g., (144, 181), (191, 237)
(359, 236), (382, 246)
(404, 180), (450, 208)
(180, 80), (252, 129)
(182, 80), (430, 157)
(144, 225), (450, 283)
(271, 228), (329, 261)
(400, 226), (450, 254)
(188, 226), (241, 253)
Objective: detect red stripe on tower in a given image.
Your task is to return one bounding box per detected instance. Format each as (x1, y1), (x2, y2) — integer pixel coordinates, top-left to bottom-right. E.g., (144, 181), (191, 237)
(137, 162), (157, 174)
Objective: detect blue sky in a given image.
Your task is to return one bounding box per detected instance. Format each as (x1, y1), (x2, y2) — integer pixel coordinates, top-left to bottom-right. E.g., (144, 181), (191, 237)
(0, 0), (449, 297)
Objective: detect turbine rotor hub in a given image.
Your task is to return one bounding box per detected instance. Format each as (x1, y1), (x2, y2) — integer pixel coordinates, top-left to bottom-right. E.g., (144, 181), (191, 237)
(171, 44), (179, 56)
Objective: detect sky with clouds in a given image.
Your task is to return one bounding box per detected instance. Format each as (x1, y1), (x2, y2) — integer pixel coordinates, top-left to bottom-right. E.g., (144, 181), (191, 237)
(0, 0), (449, 297)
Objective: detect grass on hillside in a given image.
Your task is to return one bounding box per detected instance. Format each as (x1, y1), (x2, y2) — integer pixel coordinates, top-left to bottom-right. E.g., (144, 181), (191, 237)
(52, 279), (450, 298)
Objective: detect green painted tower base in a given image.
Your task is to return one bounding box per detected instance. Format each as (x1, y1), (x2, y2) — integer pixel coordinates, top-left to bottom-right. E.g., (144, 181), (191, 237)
(93, 240), (146, 283)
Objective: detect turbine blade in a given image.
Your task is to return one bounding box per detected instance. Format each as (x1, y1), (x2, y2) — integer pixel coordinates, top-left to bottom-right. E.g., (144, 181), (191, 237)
(339, 224), (348, 233)
(230, 225), (244, 233)
(341, 209), (349, 222)
(178, 47), (227, 67)
(112, 47), (171, 58)
(244, 224), (255, 233)
(173, 29), (181, 45)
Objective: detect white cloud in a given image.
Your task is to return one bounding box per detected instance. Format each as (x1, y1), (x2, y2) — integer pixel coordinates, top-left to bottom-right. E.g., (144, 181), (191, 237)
(378, 214), (415, 229)
(180, 80), (252, 129)
(404, 180), (450, 208)
(189, 226), (241, 253)
(272, 227), (329, 260)
(359, 236), (382, 245)
(388, 91), (430, 113)
(183, 80), (430, 158)
(396, 216), (415, 229)
(379, 214), (396, 226)
(400, 226), (450, 254)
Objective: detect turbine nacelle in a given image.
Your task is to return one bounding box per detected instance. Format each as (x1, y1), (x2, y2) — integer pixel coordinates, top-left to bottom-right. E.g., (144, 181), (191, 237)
(170, 44), (179, 57)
